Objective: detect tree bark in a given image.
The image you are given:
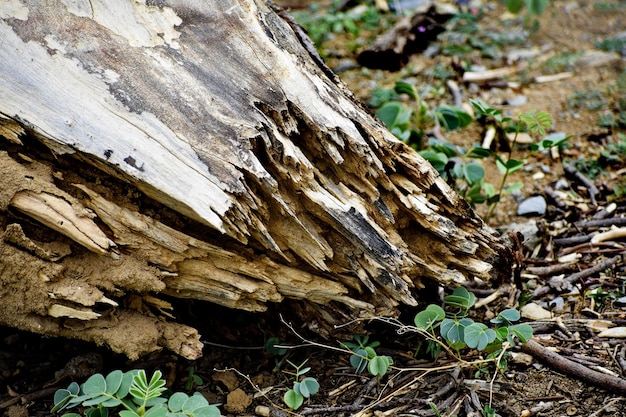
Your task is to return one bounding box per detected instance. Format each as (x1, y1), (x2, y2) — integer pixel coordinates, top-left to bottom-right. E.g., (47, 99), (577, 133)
(0, 0), (511, 359)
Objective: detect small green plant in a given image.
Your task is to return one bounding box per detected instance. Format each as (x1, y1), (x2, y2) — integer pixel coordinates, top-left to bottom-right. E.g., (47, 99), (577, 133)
(293, 0), (390, 49)
(341, 334), (393, 378)
(374, 81), (472, 146)
(282, 360), (320, 410)
(52, 369), (220, 417)
(466, 99), (566, 221)
(414, 286), (533, 368)
(184, 367), (203, 392)
(504, 0), (550, 31)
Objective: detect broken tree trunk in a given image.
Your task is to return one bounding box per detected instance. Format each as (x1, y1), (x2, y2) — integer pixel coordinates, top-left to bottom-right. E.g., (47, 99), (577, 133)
(0, 0), (511, 359)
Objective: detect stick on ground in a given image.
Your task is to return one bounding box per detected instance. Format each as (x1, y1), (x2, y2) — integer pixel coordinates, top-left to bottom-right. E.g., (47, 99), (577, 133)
(522, 339), (626, 393)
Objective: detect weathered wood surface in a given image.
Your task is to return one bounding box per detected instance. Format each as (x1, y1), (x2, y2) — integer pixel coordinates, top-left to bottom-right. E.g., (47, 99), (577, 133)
(0, 0), (510, 359)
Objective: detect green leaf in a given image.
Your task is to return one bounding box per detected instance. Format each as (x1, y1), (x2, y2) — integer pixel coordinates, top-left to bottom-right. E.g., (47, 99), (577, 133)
(283, 389), (304, 410)
(192, 406), (222, 417)
(464, 323), (497, 350)
(466, 147), (492, 159)
(509, 324), (534, 343)
(440, 318), (473, 345)
(368, 355), (393, 377)
(491, 308), (521, 324)
(117, 372), (136, 398)
(463, 162), (485, 185)
(519, 110), (553, 135)
(444, 286), (476, 310)
(369, 88), (398, 108)
(436, 105), (472, 131)
(295, 377), (320, 398)
(264, 337), (287, 356)
(105, 370), (124, 395)
(394, 81), (418, 100)
(469, 98), (495, 116)
(144, 404), (167, 417)
(414, 304), (445, 330)
(119, 411), (141, 417)
(83, 395), (111, 407)
(504, 182), (523, 194)
(59, 414), (82, 417)
(168, 392), (188, 412)
(101, 398), (122, 408)
(376, 101), (412, 131)
(83, 374), (106, 396)
(527, 0), (549, 16)
(419, 150), (448, 174)
(350, 348), (368, 373)
(505, 0), (525, 13)
(51, 389), (73, 413)
(182, 393), (209, 413)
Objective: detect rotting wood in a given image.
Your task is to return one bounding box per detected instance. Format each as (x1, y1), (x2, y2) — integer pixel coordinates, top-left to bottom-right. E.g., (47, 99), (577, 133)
(0, 0), (511, 358)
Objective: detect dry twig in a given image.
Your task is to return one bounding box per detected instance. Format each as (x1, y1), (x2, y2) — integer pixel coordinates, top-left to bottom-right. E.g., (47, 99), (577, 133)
(522, 339), (626, 393)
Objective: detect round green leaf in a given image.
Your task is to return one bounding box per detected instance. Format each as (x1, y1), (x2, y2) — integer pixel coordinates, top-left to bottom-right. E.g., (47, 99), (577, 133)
(51, 389), (72, 412)
(463, 162), (485, 185)
(368, 355), (392, 377)
(498, 308), (521, 323)
(464, 323), (497, 350)
(350, 349), (368, 373)
(144, 404), (167, 417)
(283, 389), (304, 410)
(168, 392), (189, 412)
(105, 370), (123, 395)
(182, 392), (209, 413)
(300, 377), (320, 397)
(414, 304), (445, 330)
(509, 324), (534, 343)
(83, 374), (106, 395)
(444, 286), (476, 309)
(192, 405), (221, 417)
(116, 372), (135, 398)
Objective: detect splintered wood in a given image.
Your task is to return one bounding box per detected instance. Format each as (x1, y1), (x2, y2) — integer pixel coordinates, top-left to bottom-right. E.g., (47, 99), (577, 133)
(0, 0), (511, 358)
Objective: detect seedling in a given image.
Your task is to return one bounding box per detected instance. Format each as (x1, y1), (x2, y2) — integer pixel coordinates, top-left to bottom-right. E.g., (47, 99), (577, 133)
(341, 334), (393, 378)
(51, 369), (220, 417)
(282, 360), (320, 410)
(184, 366), (203, 392)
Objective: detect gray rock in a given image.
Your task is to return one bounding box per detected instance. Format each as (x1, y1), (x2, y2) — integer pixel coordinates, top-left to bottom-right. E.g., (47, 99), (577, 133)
(505, 220), (540, 251)
(517, 195), (547, 216)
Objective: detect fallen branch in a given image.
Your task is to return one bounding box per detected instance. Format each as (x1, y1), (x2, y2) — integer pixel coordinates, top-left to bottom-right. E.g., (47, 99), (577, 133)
(563, 163), (599, 206)
(522, 339), (626, 393)
(532, 255), (622, 298)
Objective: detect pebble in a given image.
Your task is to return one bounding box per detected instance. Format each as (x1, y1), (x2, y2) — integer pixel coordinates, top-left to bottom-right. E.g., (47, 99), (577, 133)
(517, 195), (547, 216)
(504, 95), (528, 107)
(521, 303), (552, 320)
(505, 220), (540, 251)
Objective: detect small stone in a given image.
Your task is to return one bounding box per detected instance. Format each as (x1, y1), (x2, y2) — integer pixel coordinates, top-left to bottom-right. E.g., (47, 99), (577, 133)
(505, 95), (528, 107)
(598, 327), (626, 338)
(225, 388), (252, 414)
(521, 303), (552, 320)
(505, 221), (540, 251)
(517, 195), (547, 216)
(615, 296), (626, 306)
(510, 352), (534, 366)
(547, 296), (565, 311)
